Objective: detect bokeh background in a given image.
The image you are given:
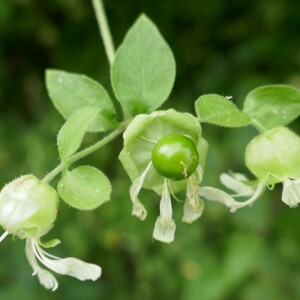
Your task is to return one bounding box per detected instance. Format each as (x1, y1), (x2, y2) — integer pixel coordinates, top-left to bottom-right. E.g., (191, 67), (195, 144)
(1, 0), (300, 299)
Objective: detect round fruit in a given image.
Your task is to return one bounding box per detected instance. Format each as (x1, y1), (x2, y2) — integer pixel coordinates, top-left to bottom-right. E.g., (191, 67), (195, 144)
(151, 134), (199, 180)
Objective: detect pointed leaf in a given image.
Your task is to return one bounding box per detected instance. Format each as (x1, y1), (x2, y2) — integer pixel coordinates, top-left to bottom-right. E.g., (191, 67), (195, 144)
(57, 106), (100, 160)
(46, 70), (118, 132)
(195, 94), (251, 127)
(111, 14), (176, 114)
(243, 85), (300, 131)
(58, 166), (111, 210)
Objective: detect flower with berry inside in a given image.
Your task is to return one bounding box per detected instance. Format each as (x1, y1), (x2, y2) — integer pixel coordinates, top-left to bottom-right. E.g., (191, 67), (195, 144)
(119, 109), (208, 243)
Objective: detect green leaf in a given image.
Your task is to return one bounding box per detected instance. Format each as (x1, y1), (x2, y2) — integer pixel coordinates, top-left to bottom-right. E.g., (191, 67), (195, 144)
(46, 69), (118, 132)
(57, 106), (100, 160)
(111, 14), (176, 114)
(58, 166), (111, 210)
(195, 94), (251, 127)
(243, 85), (300, 131)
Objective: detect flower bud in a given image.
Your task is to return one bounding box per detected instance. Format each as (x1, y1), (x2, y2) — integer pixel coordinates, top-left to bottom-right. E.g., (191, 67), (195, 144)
(245, 127), (300, 184)
(0, 175), (58, 238)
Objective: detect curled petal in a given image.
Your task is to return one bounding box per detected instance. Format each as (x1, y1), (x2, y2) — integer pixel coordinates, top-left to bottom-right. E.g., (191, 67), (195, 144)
(25, 239), (58, 291)
(183, 169), (204, 223)
(183, 197), (204, 224)
(282, 178), (300, 207)
(220, 172), (255, 197)
(153, 180), (176, 243)
(129, 162), (152, 220)
(36, 269), (59, 291)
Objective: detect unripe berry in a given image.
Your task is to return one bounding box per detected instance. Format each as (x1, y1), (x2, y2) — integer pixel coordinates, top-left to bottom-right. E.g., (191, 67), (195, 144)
(151, 134), (199, 181)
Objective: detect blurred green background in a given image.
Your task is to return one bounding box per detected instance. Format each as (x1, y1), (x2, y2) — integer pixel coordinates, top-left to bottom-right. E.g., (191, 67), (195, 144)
(1, 0), (300, 299)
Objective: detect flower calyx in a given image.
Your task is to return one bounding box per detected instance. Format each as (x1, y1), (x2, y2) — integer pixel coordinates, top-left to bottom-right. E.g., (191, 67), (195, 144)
(0, 175), (58, 240)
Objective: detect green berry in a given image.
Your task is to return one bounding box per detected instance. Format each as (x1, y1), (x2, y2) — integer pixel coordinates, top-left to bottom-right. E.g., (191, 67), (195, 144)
(151, 134), (199, 181)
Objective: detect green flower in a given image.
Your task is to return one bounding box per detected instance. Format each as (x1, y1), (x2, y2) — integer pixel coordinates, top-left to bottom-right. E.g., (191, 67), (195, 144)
(119, 109), (208, 243)
(199, 127), (300, 210)
(0, 175), (58, 239)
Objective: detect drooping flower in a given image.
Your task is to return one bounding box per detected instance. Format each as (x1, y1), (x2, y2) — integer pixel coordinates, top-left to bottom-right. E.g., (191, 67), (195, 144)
(0, 175), (101, 290)
(119, 109), (208, 243)
(25, 238), (101, 291)
(199, 127), (300, 211)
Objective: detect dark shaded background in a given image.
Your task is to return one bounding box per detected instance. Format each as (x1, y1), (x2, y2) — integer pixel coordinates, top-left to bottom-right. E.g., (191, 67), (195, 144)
(1, 0), (300, 299)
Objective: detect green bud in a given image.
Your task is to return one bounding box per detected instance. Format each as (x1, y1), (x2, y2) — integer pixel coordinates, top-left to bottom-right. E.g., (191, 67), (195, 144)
(0, 175), (59, 238)
(245, 127), (300, 184)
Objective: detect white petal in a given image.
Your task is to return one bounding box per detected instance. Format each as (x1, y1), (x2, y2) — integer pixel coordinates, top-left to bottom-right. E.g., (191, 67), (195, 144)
(199, 181), (265, 212)
(25, 239), (58, 291)
(153, 180), (176, 243)
(153, 216), (176, 243)
(182, 172), (204, 223)
(182, 197), (204, 224)
(129, 162), (152, 220)
(282, 178), (300, 207)
(45, 257), (101, 281)
(220, 172), (254, 197)
(36, 269), (59, 291)
(32, 239), (101, 282)
(199, 187), (239, 212)
(0, 190), (40, 233)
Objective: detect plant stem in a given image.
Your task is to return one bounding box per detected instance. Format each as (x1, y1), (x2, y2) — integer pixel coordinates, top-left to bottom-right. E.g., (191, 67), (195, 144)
(91, 0), (132, 121)
(251, 119), (267, 133)
(92, 0), (115, 66)
(70, 123), (124, 162)
(42, 123), (126, 184)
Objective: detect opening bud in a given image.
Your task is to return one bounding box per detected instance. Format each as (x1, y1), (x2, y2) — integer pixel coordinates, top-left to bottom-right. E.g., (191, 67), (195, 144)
(0, 175), (58, 238)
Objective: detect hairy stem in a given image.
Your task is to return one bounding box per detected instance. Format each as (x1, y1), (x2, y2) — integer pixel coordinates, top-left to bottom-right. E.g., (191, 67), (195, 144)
(92, 0), (115, 66)
(91, 0), (131, 120)
(42, 123), (126, 184)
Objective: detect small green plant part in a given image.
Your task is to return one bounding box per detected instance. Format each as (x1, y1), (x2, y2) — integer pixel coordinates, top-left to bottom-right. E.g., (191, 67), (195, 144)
(119, 110), (207, 243)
